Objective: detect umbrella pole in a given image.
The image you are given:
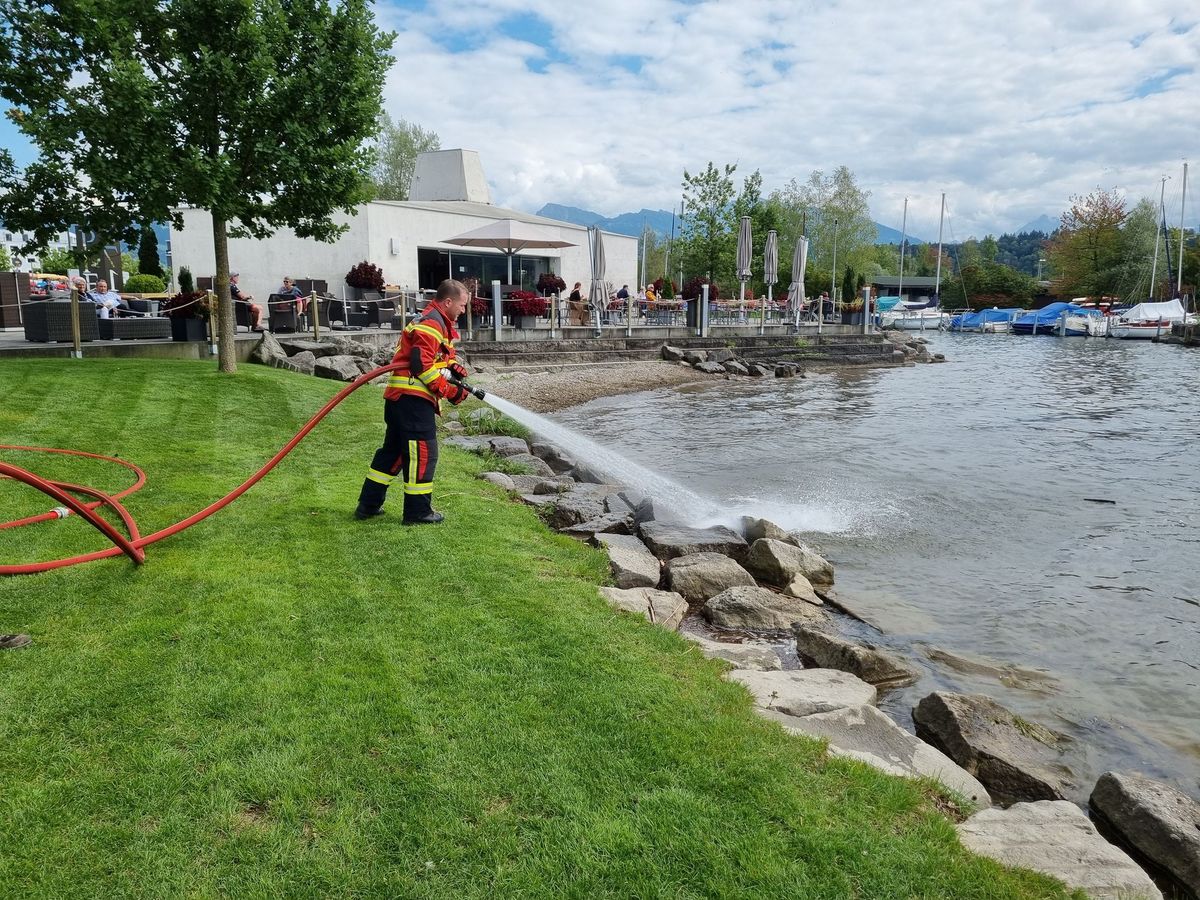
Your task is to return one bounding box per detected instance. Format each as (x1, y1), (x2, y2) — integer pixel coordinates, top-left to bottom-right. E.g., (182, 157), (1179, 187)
(763, 284), (770, 335)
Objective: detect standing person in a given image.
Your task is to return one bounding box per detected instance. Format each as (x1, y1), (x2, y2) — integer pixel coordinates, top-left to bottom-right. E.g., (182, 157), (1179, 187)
(355, 279), (479, 524)
(229, 272), (265, 331)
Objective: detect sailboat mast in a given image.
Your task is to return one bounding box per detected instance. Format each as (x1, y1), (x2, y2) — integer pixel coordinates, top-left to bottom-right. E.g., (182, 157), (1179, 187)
(1150, 176), (1166, 300)
(934, 192), (945, 305)
(1177, 162), (1188, 300)
(897, 197), (908, 304)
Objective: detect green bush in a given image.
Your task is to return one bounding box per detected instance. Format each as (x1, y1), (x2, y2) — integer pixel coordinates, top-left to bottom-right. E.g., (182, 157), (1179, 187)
(123, 273), (166, 293)
(178, 266), (194, 294)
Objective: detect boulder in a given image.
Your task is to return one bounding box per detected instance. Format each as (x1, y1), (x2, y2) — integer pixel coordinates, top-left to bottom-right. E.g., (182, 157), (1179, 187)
(352, 355), (376, 374)
(313, 354), (363, 382)
(774, 364), (796, 378)
(477, 471), (515, 491)
(569, 462), (606, 484)
(723, 360), (750, 376)
(599, 587), (687, 630)
(517, 493), (557, 509)
(487, 436), (530, 457)
(706, 347), (736, 363)
(693, 361), (726, 374)
(529, 441), (575, 473)
(559, 513), (633, 540)
(958, 802), (1161, 900)
(912, 692), (1075, 805)
(639, 521), (748, 563)
(746, 538), (834, 591)
(661, 344), (686, 361)
(766, 705), (991, 810)
(704, 585), (827, 633)
(745, 363), (770, 377)
(249, 331), (289, 367)
(740, 517), (797, 545)
(667, 552), (756, 603)
(595, 534), (661, 589)
(604, 493), (634, 516)
(503, 453), (556, 478)
(620, 490), (660, 525)
(730, 668), (876, 717)
(681, 349), (706, 365)
(543, 491), (608, 529)
(793, 624), (920, 686)
(685, 635), (781, 671)
(532, 478), (573, 495)
(328, 337), (373, 358)
(288, 350), (317, 375)
(443, 435), (491, 452)
(1090, 772), (1200, 896)
(275, 337), (344, 358)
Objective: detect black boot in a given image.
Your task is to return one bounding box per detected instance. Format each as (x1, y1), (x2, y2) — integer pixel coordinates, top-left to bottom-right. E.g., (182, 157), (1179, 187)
(354, 503), (385, 520)
(403, 510), (444, 525)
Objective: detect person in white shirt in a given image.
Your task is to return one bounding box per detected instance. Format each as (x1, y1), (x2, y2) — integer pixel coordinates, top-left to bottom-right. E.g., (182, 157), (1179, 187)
(86, 280), (126, 318)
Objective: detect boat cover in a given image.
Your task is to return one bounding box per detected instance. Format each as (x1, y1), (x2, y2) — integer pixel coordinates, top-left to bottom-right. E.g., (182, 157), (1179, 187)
(1117, 299), (1185, 322)
(1013, 302), (1102, 329)
(875, 295), (902, 311)
(950, 308), (1022, 329)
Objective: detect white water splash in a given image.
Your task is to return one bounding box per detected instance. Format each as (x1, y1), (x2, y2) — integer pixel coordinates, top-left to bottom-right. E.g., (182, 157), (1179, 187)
(482, 394), (723, 524)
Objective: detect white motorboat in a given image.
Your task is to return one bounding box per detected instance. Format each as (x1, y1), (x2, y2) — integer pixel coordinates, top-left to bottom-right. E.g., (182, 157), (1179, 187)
(880, 302), (950, 331)
(1108, 299), (1188, 339)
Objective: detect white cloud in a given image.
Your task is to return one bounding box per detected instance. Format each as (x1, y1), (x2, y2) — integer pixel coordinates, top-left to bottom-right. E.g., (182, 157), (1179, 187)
(378, 0), (1200, 237)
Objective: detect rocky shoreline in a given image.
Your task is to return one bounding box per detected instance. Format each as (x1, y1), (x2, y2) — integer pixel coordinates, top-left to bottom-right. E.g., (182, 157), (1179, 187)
(450, 425), (1199, 900)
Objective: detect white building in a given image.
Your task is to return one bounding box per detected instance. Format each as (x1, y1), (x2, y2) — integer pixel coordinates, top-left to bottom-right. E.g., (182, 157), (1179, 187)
(168, 149), (637, 302)
(0, 224), (73, 271)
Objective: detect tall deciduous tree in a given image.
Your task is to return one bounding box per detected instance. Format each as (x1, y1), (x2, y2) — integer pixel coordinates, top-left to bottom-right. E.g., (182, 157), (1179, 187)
(0, 0), (394, 372)
(1045, 188), (1127, 298)
(0, 245), (11, 272)
(679, 162), (738, 290)
(138, 225), (163, 279)
(371, 114), (440, 201)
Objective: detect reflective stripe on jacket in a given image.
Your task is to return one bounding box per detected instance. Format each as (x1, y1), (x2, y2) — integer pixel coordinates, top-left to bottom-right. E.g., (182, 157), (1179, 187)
(383, 303), (461, 409)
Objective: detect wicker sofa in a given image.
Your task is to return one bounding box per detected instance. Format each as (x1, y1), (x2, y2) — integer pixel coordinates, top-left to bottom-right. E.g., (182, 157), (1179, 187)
(98, 317), (172, 340)
(22, 300), (100, 342)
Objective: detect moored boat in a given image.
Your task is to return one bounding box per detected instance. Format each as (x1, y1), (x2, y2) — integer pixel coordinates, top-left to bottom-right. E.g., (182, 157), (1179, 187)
(1107, 299), (1187, 339)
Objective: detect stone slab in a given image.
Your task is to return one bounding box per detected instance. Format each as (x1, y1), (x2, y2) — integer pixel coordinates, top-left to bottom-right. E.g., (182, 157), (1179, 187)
(684, 635), (782, 671)
(599, 586), (687, 631)
(730, 668), (876, 717)
(596, 533), (661, 589)
(639, 521), (749, 563)
(704, 585), (827, 633)
(793, 624), (920, 686)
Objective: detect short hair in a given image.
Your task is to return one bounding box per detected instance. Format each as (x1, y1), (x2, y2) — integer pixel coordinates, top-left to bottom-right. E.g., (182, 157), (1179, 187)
(230, 272), (239, 278)
(436, 278), (467, 300)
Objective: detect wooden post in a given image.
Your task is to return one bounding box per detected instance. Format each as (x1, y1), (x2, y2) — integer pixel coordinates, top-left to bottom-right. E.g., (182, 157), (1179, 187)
(69, 287), (83, 359)
(311, 291), (320, 340)
(208, 291), (219, 355)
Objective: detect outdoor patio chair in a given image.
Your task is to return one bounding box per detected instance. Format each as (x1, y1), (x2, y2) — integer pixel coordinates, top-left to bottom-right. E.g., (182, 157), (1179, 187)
(361, 291), (395, 327)
(22, 299), (101, 342)
(267, 294), (300, 333)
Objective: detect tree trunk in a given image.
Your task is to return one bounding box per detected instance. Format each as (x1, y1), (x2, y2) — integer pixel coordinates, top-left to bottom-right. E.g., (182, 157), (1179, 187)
(212, 215), (237, 374)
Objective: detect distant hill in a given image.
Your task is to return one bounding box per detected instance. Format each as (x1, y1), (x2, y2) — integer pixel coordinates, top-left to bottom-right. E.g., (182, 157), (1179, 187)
(874, 222), (927, 245)
(1014, 213), (1058, 235)
(537, 204), (677, 238)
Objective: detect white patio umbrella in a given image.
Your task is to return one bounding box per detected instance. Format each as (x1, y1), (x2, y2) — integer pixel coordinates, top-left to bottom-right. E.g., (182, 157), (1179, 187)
(442, 218), (575, 286)
(788, 236), (810, 331)
(762, 229), (778, 335)
(736, 216), (753, 316)
(588, 226), (607, 333)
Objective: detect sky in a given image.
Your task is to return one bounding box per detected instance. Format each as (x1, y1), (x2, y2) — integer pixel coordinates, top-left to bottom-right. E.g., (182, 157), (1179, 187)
(4, 0), (1198, 240)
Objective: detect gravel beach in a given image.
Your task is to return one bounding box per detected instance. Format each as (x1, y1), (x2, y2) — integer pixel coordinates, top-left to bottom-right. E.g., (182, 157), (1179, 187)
(471, 361), (720, 413)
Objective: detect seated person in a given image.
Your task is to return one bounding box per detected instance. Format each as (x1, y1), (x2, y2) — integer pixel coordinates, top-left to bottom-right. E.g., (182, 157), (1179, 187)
(274, 276), (307, 314)
(566, 282), (588, 325)
(85, 279), (127, 319)
(645, 284), (658, 304)
(616, 284), (630, 301)
(230, 272), (265, 330)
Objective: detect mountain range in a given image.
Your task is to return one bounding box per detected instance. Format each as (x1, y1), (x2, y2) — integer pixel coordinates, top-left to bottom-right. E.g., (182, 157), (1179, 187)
(536, 203), (1060, 244)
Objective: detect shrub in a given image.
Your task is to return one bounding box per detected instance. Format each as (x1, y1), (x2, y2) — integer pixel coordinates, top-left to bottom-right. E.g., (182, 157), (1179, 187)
(178, 266), (194, 294)
(537, 272), (566, 295)
(653, 277), (677, 299)
(471, 296), (490, 317)
(345, 260), (385, 291)
(123, 273), (166, 293)
(508, 290), (547, 317)
(681, 276), (719, 302)
(160, 290), (210, 320)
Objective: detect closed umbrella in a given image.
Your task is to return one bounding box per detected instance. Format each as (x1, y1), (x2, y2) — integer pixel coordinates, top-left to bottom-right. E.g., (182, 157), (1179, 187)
(588, 226), (606, 334)
(788, 236), (809, 331)
(736, 216), (752, 318)
(762, 229), (778, 335)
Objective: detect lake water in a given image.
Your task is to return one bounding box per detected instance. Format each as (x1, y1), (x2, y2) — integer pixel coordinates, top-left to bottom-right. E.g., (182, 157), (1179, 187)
(552, 333), (1200, 799)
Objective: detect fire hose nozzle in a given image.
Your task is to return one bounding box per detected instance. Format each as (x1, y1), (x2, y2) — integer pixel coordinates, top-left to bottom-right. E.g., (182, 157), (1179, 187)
(448, 371), (486, 401)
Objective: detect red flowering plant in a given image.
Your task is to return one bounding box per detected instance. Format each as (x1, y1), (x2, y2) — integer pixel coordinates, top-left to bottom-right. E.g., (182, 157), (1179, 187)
(345, 260), (385, 292)
(508, 290), (547, 317)
(681, 276), (719, 302)
(537, 272), (566, 296)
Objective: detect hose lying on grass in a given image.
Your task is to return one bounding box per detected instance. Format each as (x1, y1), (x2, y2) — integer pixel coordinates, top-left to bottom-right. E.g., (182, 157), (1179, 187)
(1, 362), (407, 576)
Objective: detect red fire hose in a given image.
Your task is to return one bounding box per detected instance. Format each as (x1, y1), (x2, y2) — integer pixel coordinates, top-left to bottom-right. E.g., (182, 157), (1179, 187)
(1, 362), (403, 577)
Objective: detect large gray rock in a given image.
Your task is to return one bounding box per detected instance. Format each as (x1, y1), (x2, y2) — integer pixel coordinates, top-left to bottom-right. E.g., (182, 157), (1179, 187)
(599, 587), (687, 630)
(745, 363), (771, 377)
(793, 624), (920, 687)
(477, 471), (515, 491)
(746, 538), (834, 591)
(543, 490), (608, 529)
(1090, 771), (1200, 896)
(639, 521), (748, 563)
(694, 361), (726, 374)
(569, 462), (606, 484)
(661, 344), (686, 361)
(596, 534), (661, 589)
(288, 350), (317, 375)
(767, 705), (991, 810)
(730, 668), (876, 717)
(685, 635), (781, 671)
(443, 435), (491, 452)
(532, 478), (575, 495)
(249, 331), (289, 367)
(704, 585), (827, 633)
(487, 436), (530, 457)
(620, 490), (661, 526)
(314, 354), (363, 382)
(912, 692), (1075, 805)
(706, 347), (736, 363)
(559, 513), (632, 540)
(667, 552), (756, 603)
(740, 517), (797, 545)
(681, 349), (705, 365)
(504, 453), (556, 478)
(723, 360), (750, 376)
(958, 801), (1161, 900)
(529, 441), (575, 473)
(275, 337), (346, 359)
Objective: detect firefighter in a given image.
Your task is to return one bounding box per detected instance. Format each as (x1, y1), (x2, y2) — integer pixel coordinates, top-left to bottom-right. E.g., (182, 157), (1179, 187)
(354, 279), (475, 524)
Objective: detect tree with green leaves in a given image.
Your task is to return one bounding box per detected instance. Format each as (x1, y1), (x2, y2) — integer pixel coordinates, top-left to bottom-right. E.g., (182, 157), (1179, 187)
(1045, 188), (1127, 298)
(0, 0), (394, 372)
(138, 226), (163, 279)
(679, 162), (738, 291)
(371, 114), (441, 201)
(0, 245), (11, 272)
(37, 247), (74, 276)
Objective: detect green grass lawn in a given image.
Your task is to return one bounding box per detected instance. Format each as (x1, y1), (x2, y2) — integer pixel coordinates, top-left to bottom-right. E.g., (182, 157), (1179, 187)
(0, 359), (1072, 898)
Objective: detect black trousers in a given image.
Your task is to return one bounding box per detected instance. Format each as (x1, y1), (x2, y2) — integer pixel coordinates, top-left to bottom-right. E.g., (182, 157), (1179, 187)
(358, 395), (438, 519)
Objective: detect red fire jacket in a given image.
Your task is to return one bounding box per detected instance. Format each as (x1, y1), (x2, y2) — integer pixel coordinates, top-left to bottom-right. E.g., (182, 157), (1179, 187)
(382, 302), (467, 409)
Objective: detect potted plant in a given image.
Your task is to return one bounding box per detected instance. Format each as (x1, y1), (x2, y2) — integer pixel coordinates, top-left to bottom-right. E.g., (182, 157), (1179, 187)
(159, 289), (211, 341)
(508, 290), (547, 328)
(537, 272), (566, 297)
(345, 260), (384, 300)
(841, 299), (864, 325)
